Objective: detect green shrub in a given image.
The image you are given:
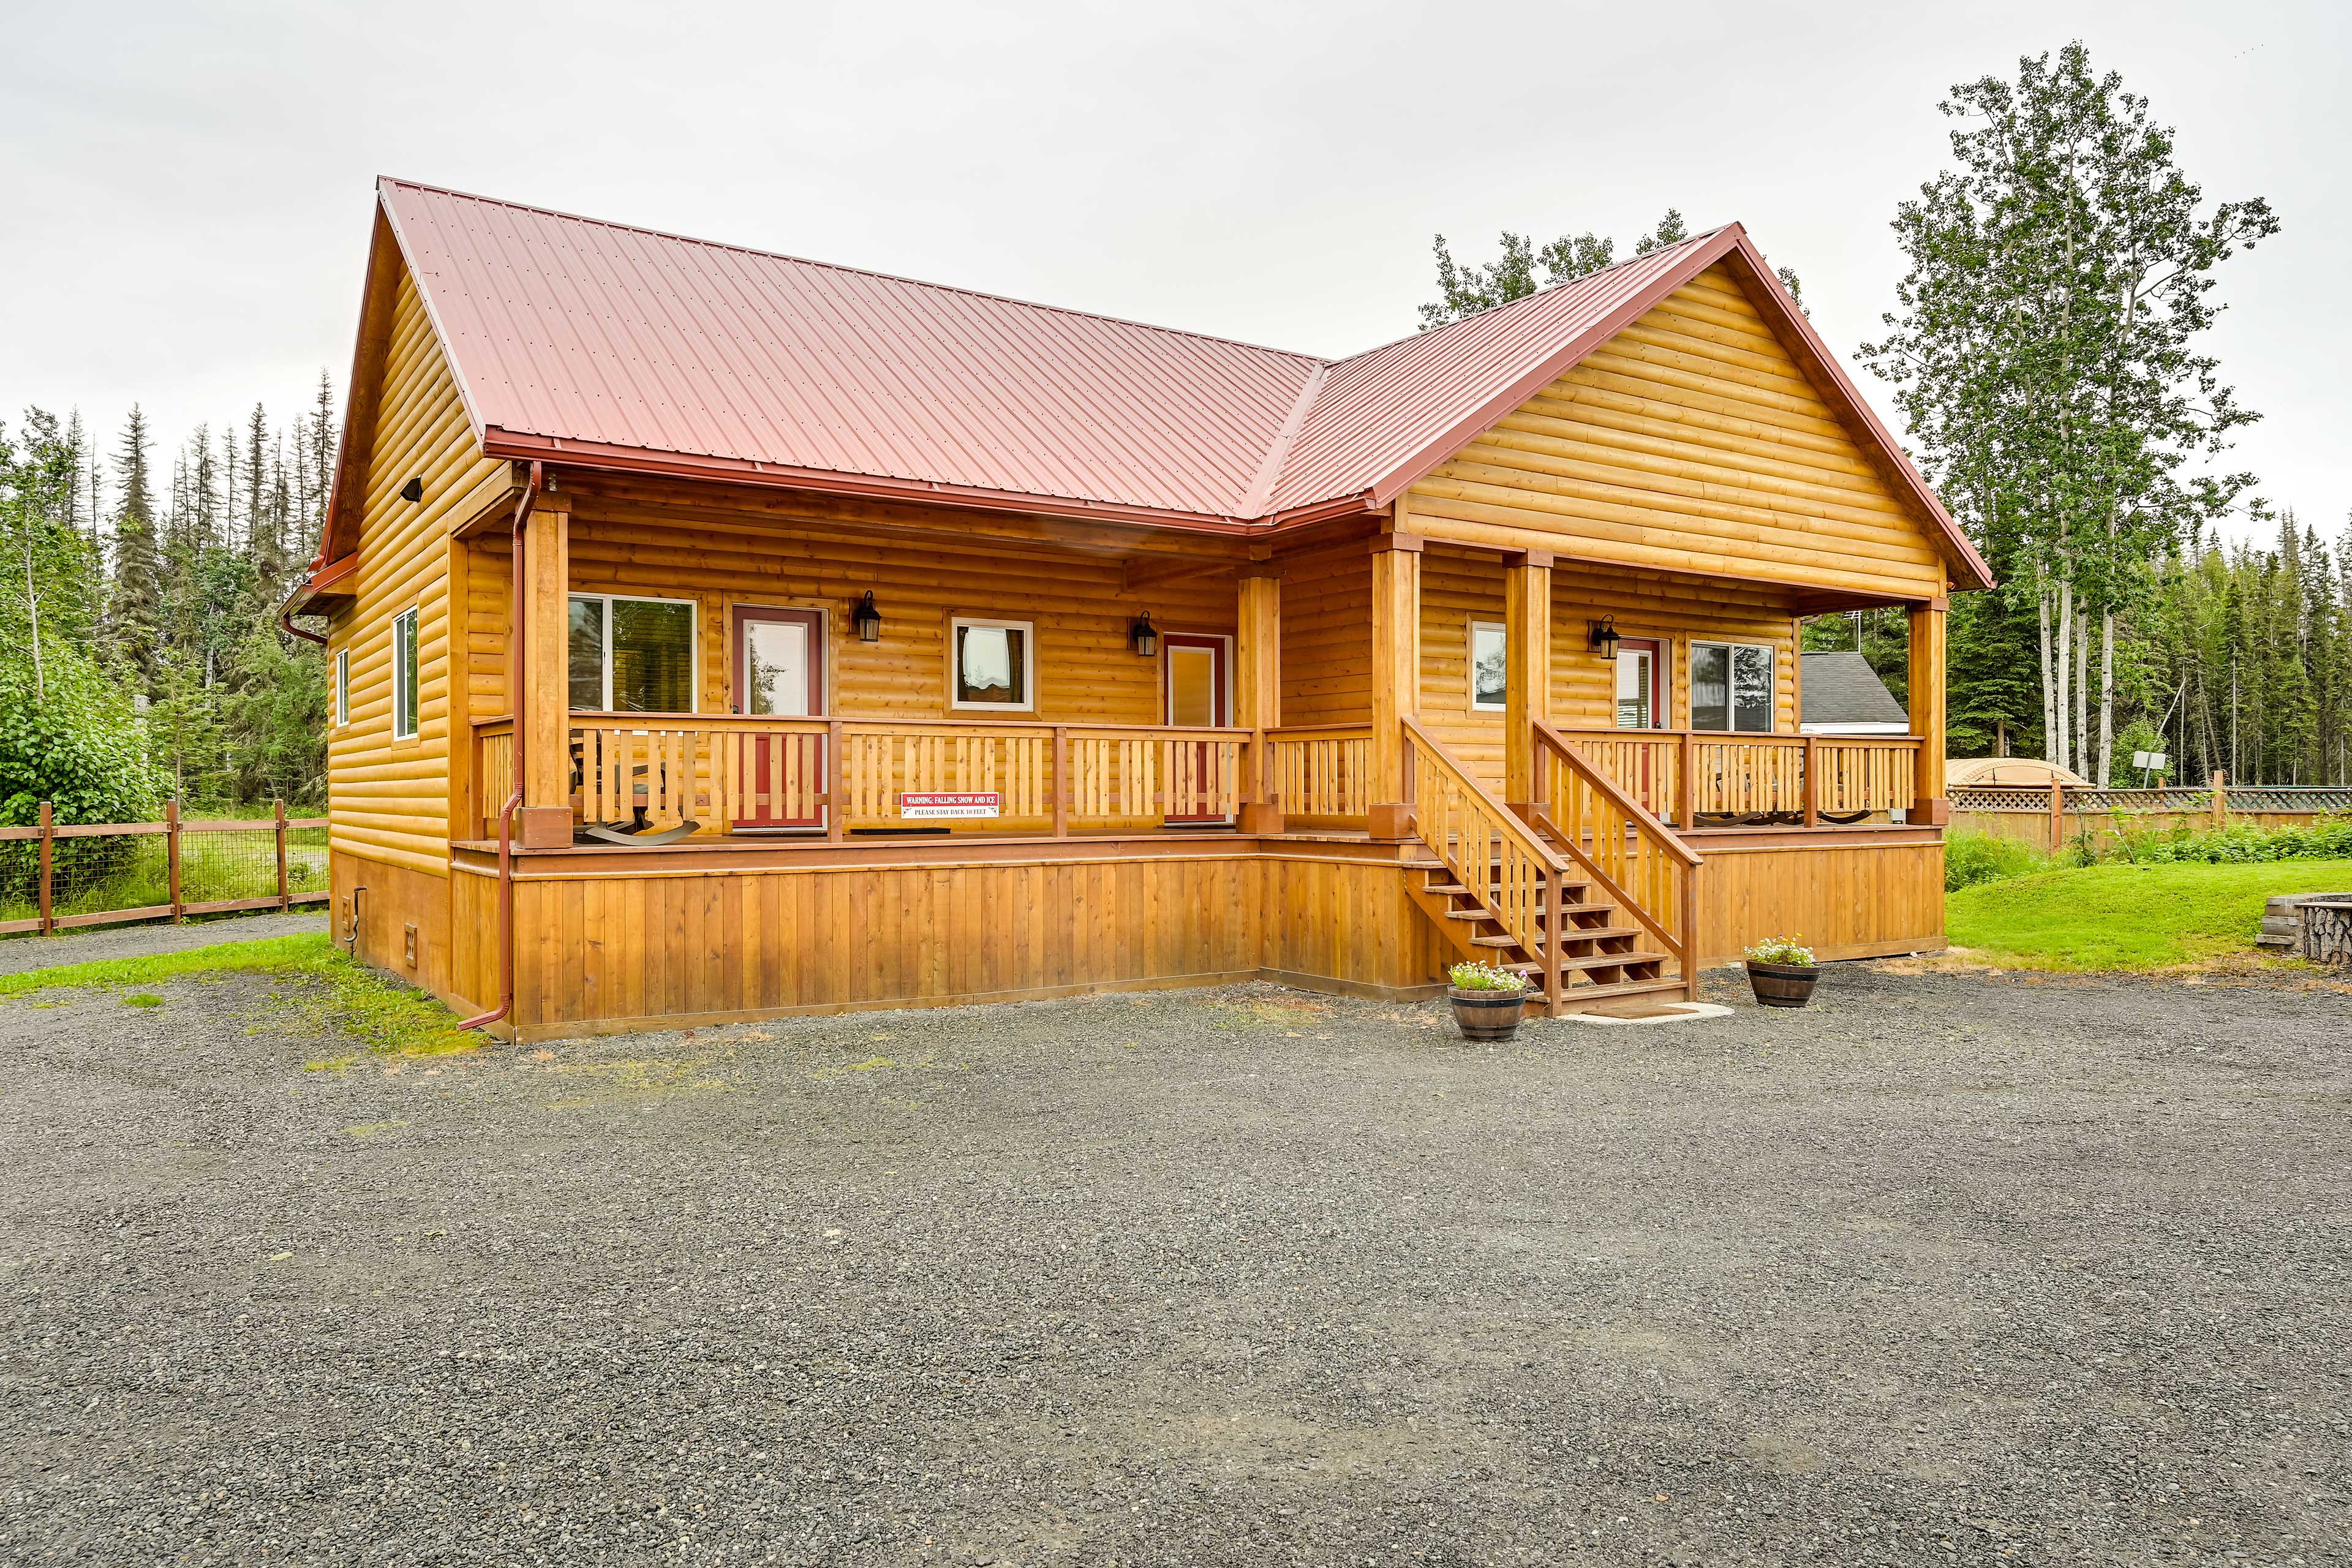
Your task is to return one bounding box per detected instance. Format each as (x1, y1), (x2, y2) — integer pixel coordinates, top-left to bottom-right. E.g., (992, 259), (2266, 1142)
(1448, 960), (1529, 992)
(1945, 830), (2051, 891)
(0, 650), (173, 903)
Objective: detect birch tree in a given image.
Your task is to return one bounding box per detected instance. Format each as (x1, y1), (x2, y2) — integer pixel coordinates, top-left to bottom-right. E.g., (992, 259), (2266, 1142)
(1861, 42), (2275, 782)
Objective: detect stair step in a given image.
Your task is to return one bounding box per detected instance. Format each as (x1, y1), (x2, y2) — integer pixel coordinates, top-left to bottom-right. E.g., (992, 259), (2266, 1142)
(1548, 924), (1645, 942)
(1558, 949), (1671, 970)
(1445, 903), (1613, 922)
(1556, 976), (1691, 1005)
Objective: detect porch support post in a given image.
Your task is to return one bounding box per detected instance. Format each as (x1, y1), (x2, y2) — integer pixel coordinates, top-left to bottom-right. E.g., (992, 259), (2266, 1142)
(1907, 595), (1949, 826)
(1502, 550), (1553, 820)
(518, 488), (575, 850)
(1368, 530), (1422, 841)
(1235, 568), (1284, 834)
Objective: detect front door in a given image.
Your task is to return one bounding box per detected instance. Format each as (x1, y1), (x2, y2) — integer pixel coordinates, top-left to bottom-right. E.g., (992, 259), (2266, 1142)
(1164, 633), (1231, 824)
(731, 606), (827, 831)
(1614, 637), (1670, 818)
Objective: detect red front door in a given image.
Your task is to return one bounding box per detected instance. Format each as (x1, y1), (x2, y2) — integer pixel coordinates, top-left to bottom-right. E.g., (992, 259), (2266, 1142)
(1164, 633), (1231, 824)
(731, 606), (827, 831)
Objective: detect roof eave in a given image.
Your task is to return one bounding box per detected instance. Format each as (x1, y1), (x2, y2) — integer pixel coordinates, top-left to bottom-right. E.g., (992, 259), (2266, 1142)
(480, 428), (1272, 537)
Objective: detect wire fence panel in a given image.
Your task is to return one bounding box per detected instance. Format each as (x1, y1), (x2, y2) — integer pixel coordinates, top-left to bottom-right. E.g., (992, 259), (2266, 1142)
(0, 803), (328, 935)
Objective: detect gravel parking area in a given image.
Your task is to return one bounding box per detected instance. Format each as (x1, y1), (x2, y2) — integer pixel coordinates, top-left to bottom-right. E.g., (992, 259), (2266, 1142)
(3, 962), (2348, 1566)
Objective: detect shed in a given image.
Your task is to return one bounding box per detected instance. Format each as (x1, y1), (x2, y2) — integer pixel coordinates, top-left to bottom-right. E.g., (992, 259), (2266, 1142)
(1799, 652), (1909, 734)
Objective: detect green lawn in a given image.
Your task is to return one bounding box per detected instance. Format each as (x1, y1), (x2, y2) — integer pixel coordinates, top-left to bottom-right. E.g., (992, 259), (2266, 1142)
(0, 932), (478, 1055)
(1946, 858), (2352, 970)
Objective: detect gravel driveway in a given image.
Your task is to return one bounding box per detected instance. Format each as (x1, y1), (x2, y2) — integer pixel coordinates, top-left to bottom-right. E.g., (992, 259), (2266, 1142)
(2, 962), (2348, 1566)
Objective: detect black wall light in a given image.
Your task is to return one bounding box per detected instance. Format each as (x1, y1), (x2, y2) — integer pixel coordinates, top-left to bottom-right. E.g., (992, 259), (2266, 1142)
(1130, 613), (1159, 657)
(399, 477), (424, 503)
(1588, 616), (1621, 658)
(851, 591), (883, 643)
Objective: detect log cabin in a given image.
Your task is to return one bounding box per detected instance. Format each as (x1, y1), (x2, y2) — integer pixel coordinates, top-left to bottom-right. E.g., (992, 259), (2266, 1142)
(284, 178), (1990, 1041)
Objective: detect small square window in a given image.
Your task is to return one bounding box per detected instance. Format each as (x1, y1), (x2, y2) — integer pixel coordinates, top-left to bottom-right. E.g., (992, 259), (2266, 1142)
(1469, 620), (1507, 712)
(391, 609), (419, 741)
(951, 619), (1033, 710)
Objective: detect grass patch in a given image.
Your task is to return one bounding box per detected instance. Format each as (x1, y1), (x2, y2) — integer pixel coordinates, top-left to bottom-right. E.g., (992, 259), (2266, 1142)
(0, 932), (477, 1056)
(1947, 857), (2352, 970)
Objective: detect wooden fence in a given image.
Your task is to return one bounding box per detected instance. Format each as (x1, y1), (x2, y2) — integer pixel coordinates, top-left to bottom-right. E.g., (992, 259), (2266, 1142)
(1951, 774), (2352, 854)
(0, 801), (330, 937)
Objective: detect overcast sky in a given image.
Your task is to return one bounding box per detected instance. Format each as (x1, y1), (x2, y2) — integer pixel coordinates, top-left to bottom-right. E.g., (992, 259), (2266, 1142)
(5, 0), (2342, 543)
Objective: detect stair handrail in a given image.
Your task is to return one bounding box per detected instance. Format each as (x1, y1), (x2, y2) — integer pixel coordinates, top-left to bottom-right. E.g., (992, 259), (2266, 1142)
(1401, 715), (1570, 1004)
(1534, 720), (1702, 992)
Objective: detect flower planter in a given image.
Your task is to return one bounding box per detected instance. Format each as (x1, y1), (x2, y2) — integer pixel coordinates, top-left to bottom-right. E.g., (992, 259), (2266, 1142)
(1745, 960), (1819, 1008)
(1449, 987), (1528, 1041)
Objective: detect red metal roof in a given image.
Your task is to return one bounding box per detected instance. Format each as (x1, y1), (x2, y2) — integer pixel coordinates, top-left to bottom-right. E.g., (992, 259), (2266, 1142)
(341, 178), (1987, 587)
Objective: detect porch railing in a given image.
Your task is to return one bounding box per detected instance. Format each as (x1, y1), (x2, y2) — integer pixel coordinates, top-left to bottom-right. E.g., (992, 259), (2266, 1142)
(472, 715), (1252, 840)
(1267, 725), (1373, 829)
(1545, 728), (1921, 824)
(1404, 717), (1567, 1003)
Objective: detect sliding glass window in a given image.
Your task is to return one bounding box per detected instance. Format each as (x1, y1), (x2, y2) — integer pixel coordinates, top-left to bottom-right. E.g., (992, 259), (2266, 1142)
(569, 594), (696, 713)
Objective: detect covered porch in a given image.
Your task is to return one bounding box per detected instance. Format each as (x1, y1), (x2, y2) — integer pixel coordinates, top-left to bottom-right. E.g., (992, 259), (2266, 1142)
(439, 470), (1945, 1035)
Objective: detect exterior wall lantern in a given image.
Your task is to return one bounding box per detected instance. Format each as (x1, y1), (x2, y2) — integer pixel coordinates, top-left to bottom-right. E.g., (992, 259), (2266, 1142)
(851, 591), (883, 643)
(1130, 612), (1159, 657)
(1588, 616), (1621, 658)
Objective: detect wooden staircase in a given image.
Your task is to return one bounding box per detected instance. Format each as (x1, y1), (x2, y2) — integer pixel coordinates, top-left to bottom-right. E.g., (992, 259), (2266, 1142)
(1404, 856), (1687, 1012)
(1400, 715), (1704, 1017)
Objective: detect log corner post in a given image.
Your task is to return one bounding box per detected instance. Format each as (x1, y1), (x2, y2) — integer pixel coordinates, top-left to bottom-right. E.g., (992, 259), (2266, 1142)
(518, 488), (575, 850)
(1907, 598), (1950, 827)
(1367, 530), (1423, 842)
(1235, 570), (1284, 834)
(1502, 550), (1553, 824)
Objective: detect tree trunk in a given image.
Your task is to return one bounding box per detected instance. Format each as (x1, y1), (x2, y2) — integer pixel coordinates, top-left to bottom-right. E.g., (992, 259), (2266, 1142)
(2074, 608), (2090, 780)
(2097, 609), (2115, 786)
(2055, 581), (2073, 770)
(2038, 589), (2057, 763)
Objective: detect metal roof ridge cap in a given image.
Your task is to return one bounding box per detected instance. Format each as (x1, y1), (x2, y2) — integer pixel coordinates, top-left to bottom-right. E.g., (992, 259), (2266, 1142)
(1234, 363), (1332, 519)
(378, 175), (1333, 369)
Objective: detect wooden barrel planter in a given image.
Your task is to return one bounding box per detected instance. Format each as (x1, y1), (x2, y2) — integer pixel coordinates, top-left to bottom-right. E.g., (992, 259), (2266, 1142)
(1449, 988), (1528, 1041)
(2298, 897), (2352, 965)
(1746, 961), (1819, 1008)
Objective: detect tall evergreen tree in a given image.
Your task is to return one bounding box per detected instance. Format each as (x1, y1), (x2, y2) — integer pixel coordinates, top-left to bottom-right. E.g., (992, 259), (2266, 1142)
(108, 405), (162, 682)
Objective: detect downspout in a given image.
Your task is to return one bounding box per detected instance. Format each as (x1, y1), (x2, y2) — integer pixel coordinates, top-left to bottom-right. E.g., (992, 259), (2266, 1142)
(458, 461), (543, 1034)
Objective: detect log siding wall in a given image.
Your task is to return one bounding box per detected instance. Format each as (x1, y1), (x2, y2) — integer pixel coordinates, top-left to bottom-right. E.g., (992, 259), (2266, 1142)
(1408, 263), (1950, 602)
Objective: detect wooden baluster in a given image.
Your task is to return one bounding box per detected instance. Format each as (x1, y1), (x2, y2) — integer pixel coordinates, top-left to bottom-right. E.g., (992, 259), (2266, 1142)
(1679, 732), (1697, 827)
(1803, 734), (1820, 827)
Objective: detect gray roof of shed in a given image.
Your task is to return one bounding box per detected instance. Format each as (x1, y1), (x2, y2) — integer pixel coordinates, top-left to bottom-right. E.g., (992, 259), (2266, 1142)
(1800, 652), (1909, 728)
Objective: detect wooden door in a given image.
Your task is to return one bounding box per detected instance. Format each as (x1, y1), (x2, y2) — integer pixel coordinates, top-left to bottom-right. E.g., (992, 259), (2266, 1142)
(731, 606), (826, 831)
(1164, 633), (1230, 824)
(1615, 637), (1668, 815)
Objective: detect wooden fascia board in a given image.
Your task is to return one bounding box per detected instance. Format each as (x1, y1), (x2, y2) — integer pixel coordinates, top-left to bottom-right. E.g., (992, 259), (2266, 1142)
(316, 205), (409, 567)
(449, 460), (530, 538)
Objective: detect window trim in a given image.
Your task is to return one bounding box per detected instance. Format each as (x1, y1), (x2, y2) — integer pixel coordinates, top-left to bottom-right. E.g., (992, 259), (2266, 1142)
(391, 608), (419, 741)
(948, 616), (1036, 712)
(568, 592), (701, 715)
(1468, 618), (1507, 713)
(1613, 636), (1668, 731)
(334, 647), (350, 728)
(1689, 640), (1776, 735)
